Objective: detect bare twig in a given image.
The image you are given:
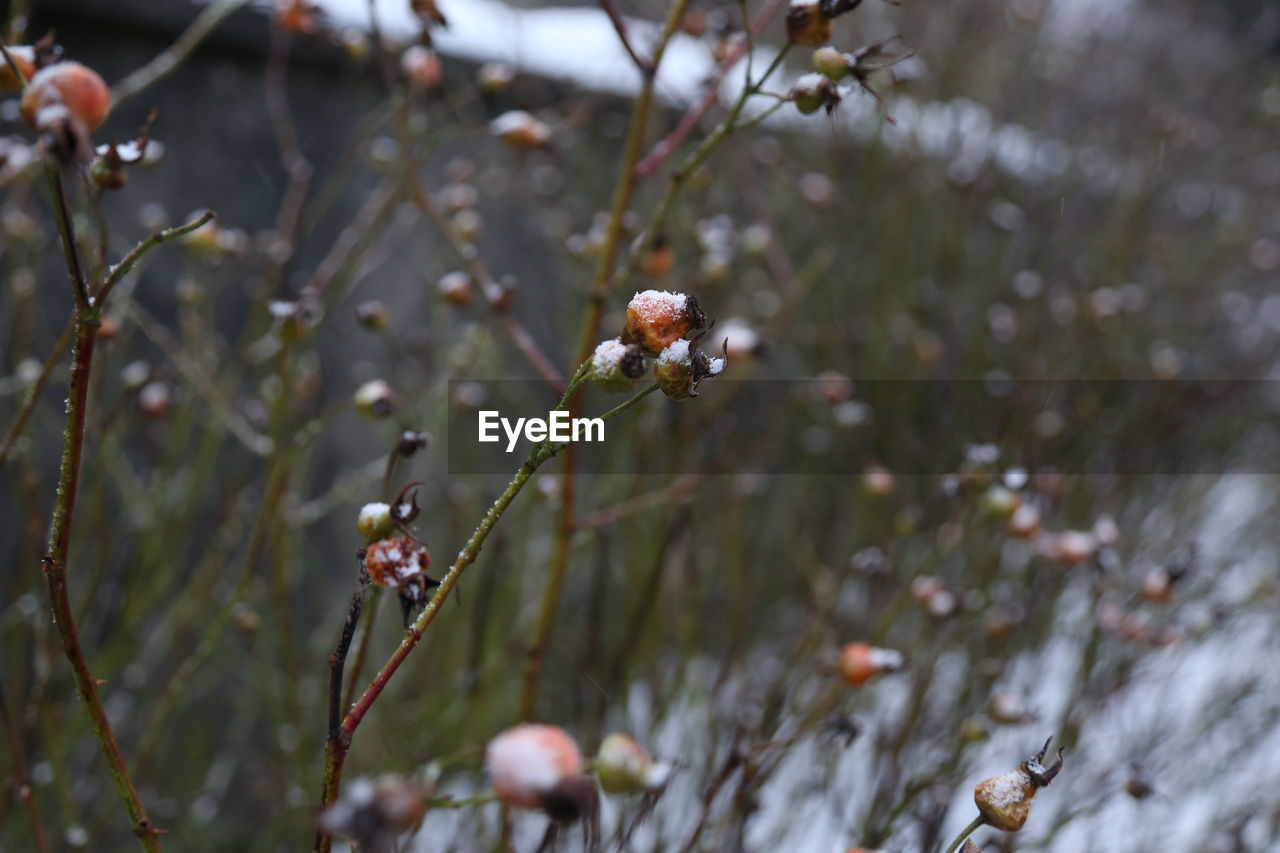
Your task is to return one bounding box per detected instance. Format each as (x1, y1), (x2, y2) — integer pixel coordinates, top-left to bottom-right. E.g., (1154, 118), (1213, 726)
(110, 0), (249, 109)
(598, 0), (654, 77)
(634, 0), (787, 178)
(0, 312), (73, 471)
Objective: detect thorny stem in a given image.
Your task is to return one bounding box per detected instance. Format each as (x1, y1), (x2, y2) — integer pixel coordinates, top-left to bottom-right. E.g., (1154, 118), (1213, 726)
(942, 814), (986, 853)
(315, 365), (647, 851)
(517, 0), (693, 725)
(37, 181), (211, 850)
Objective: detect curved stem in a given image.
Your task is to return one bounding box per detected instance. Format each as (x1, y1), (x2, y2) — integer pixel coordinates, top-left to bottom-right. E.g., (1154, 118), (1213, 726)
(942, 814), (986, 853)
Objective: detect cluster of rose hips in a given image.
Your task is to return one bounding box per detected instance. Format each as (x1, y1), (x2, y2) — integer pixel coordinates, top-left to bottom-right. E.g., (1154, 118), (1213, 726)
(588, 289), (727, 400)
(786, 1), (914, 120)
(319, 724), (673, 848)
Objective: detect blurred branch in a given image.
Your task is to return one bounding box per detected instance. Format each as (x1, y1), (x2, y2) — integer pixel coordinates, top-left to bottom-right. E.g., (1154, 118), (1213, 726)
(0, 680), (50, 853)
(110, 0), (249, 110)
(99, 211), (215, 303)
(572, 473), (703, 532)
(519, 0), (695, 726)
(0, 312), (73, 472)
(598, 0), (654, 78)
(634, 0), (787, 178)
(314, 367), (664, 850)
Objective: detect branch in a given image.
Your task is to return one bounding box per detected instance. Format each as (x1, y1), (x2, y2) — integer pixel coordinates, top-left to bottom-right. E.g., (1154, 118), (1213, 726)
(634, 0), (787, 178)
(110, 0), (249, 109)
(0, 312), (74, 471)
(598, 0), (654, 78)
(98, 210), (216, 303)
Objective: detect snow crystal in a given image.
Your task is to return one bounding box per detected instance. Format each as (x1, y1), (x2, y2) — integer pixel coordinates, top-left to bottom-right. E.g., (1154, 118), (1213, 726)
(591, 337), (628, 371)
(982, 771), (1028, 809)
(657, 339), (692, 366)
(707, 357), (726, 376)
(358, 502), (390, 526)
(629, 290), (688, 323)
(489, 110), (534, 134)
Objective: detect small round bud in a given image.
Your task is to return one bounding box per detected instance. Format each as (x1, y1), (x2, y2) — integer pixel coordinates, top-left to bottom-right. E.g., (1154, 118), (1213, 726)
(812, 46), (851, 80)
(138, 381), (172, 419)
(838, 642), (904, 687)
(400, 45), (442, 90)
(355, 300), (389, 330)
(354, 379), (397, 418)
(397, 431), (429, 456)
(596, 734), (672, 795)
(792, 73), (840, 115)
(1006, 503), (1041, 538)
(981, 485), (1021, 518)
(622, 290), (707, 357)
(21, 61), (110, 132)
(437, 270), (473, 306)
(1053, 530), (1097, 566)
(786, 2), (833, 47)
(589, 338), (646, 393)
(356, 502), (394, 542)
(477, 62), (515, 93)
(490, 110), (552, 150)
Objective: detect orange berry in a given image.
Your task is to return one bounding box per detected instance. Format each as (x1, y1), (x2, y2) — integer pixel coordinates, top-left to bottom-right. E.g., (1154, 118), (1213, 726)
(21, 62), (111, 132)
(622, 290), (707, 357)
(838, 642), (903, 687)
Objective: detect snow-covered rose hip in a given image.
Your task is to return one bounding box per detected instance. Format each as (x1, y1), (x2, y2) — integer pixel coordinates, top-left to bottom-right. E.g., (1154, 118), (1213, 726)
(596, 733), (673, 795)
(588, 338), (646, 393)
(485, 724), (595, 822)
(21, 61), (110, 132)
(654, 339), (725, 400)
(621, 290), (707, 356)
(973, 737), (1064, 832)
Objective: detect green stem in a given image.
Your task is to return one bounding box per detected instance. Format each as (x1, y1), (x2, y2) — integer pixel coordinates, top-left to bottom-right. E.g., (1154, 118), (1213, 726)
(942, 814), (986, 853)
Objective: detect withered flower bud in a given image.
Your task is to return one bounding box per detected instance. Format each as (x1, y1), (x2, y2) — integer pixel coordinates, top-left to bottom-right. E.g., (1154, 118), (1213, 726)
(654, 338), (726, 400)
(792, 73), (841, 115)
(397, 430), (429, 456)
(354, 379), (398, 418)
(364, 536), (438, 624)
(973, 737), (1064, 832)
(596, 734), (673, 795)
(356, 300), (389, 330)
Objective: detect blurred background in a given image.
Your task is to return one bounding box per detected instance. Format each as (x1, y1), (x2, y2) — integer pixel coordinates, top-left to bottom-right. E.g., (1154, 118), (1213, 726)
(2, 0), (1280, 850)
